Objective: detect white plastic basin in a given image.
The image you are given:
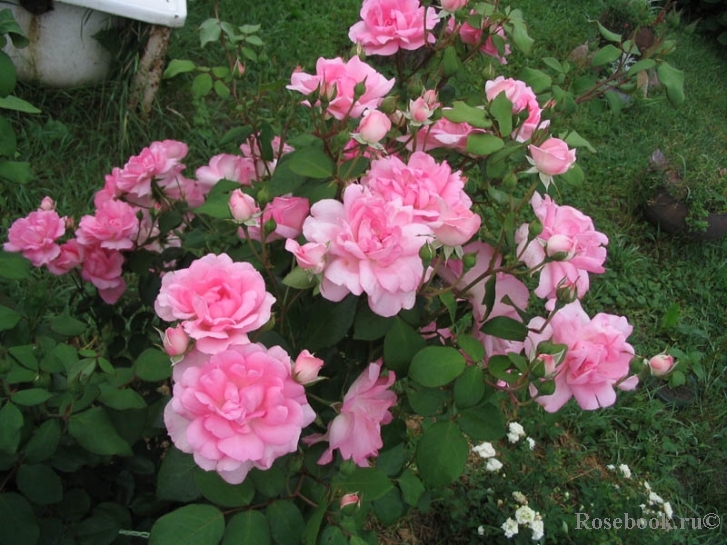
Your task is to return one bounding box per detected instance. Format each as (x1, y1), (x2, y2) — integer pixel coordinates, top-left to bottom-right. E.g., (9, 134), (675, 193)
(60, 0), (187, 28)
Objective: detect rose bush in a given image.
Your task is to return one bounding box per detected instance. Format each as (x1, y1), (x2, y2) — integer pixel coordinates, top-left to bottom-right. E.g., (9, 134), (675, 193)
(0, 1), (685, 543)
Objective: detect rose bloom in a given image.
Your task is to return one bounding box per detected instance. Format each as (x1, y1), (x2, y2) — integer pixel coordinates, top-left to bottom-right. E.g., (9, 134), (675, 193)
(527, 301), (638, 412)
(448, 14), (510, 64)
(114, 140), (188, 202)
(47, 239), (85, 276)
(154, 253), (275, 354)
(306, 360), (396, 466)
(348, 0), (439, 56)
(81, 246), (126, 304)
(440, 0), (468, 11)
(528, 138), (576, 176)
(407, 116), (485, 153)
(485, 77), (549, 142)
(285, 239), (328, 274)
(75, 199), (140, 251)
(242, 195), (310, 242)
(302, 184), (432, 317)
(164, 344), (316, 484)
(515, 193), (608, 300)
(4, 208), (67, 267)
(195, 154), (257, 191)
(407, 89), (440, 125)
(287, 56), (395, 120)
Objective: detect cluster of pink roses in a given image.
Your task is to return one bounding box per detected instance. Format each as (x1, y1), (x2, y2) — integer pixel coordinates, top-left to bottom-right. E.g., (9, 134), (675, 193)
(154, 252), (398, 483)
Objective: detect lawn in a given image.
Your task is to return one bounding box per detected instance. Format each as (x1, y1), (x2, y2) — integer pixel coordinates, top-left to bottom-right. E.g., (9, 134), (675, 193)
(2, 0), (726, 543)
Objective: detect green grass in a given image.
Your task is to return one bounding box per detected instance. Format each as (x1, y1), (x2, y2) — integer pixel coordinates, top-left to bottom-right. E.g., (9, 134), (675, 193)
(3, 0), (727, 542)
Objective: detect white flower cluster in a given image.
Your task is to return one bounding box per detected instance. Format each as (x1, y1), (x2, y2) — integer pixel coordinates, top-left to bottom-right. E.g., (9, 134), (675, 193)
(472, 441), (504, 473)
(641, 481), (673, 520)
(506, 422), (536, 450)
(499, 496), (545, 541)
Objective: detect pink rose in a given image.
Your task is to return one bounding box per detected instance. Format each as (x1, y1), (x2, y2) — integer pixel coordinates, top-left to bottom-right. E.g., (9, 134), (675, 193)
(164, 344), (316, 484)
(527, 301), (638, 412)
(4, 209), (67, 267)
(485, 77), (548, 141)
(154, 253), (275, 354)
(528, 138), (577, 176)
(407, 116), (485, 153)
(47, 239), (85, 276)
(293, 350), (325, 384)
(162, 325), (190, 357)
(648, 354), (675, 377)
(407, 90), (440, 125)
(440, 0), (468, 11)
(306, 360), (396, 466)
(349, 0), (439, 56)
(195, 154), (257, 191)
(285, 239), (328, 274)
(340, 493), (361, 509)
(240, 135), (294, 179)
(244, 196), (310, 242)
(81, 246), (126, 304)
(515, 193), (608, 300)
(39, 197), (55, 211)
(115, 140), (188, 203)
(356, 109), (392, 145)
(228, 189), (259, 223)
(449, 14), (510, 64)
(288, 57), (395, 120)
(430, 200), (481, 247)
(75, 200), (140, 251)
(302, 184), (431, 317)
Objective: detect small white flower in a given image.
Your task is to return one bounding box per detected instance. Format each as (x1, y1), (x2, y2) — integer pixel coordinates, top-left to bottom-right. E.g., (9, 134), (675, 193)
(477, 525), (485, 536)
(507, 422), (526, 443)
(618, 464), (632, 479)
(663, 502), (673, 519)
(473, 441), (497, 459)
(512, 491), (528, 505)
(649, 491), (664, 505)
(607, 464), (616, 471)
(643, 481), (651, 491)
(530, 519), (545, 541)
(515, 506), (536, 525)
(501, 518), (519, 538)
(485, 458), (503, 472)
(526, 437), (536, 450)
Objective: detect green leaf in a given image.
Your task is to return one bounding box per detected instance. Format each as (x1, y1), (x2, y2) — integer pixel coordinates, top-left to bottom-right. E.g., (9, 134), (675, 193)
(17, 464), (63, 505)
(250, 464), (286, 497)
(0, 159), (34, 184)
(591, 45), (622, 67)
(518, 67), (552, 93)
(192, 73), (214, 98)
(157, 447), (202, 502)
(245, 35), (264, 47)
(661, 303), (680, 329)
(23, 420), (61, 464)
(442, 101), (491, 129)
(563, 130), (596, 153)
(195, 470), (254, 507)
(9, 345), (37, 370)
(439, 290), (457, 323)
(0, 304), (21, 331)
(267, 500), (305, 545)
(596, 21), (622, 43)
(656, 62), (685, 106)
(11, 389), (53, 407)
(409, 346), (466, 388)
(541, 57), (564, 73)
(558, 163), (584, 187)
(98, 387), (147, 410)
(458, 403), (506, 440)
(480, 316), (528, 342)
(405, 383), (450, 416)
(509, 18), (534, 54)
(0, 116), (16, 157)
(199, 18), (222, 48)
(68, 407), (133, 457)
(466, 134), (504, 156)
(162, 59), (196, 79)
(0, 10), (30, 48)
(490, 93), (513, 137)
(194, 178), (238, 219)
(458, 334), (485, 363)
(301, 500), (327, 545)
(239, 24), (262, 34)
(442, 45), (461, 77)
(627, 58), (656, 75)
(303, 295), (357, 352)
(398, 469), (425, 507)
(353, 305), (394, 341)
(286, 147), (334, 179)
(0, 402), (24, 455)
(454, 366), (486, 409)
(0, 251), (31, 279)
(214, 80), (231, 99)
(334, 467), (393, 502)
(150, 504), (225, 545)
(134, 348), (172, 382)
(49, 315), (87, 337)
(373, 488), (403, 526)
(383, 318), (426, 376)
(0, 493), (39, 545)
(416, 422), (468, 488)
(223, 511), (271, 545)
(0, 95), (40, 114)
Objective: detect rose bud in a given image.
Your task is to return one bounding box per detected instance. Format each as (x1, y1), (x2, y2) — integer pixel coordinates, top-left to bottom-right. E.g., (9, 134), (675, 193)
(648, 354), (675, 377)
(356, 109), (391, 145)
(229, 189), (258, 222)
(293, 350), (325, 384)
(162, 325), (190, 357)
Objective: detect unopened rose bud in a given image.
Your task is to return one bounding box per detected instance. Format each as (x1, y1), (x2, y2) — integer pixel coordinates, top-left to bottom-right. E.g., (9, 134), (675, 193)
(293, 350), (324, 384)
(353, 81), (367, 100)
(229, 189), (258, 222)
(528, 220), (543, 238)
(555, 281), (579, 304)
(648, 354), (675, 377)
(462, 252), (478, 270)
(162, 325), (189, 357)
(440, 0), (468, 11)
(235, 59), (246, 77)
(419, 243), (435, 265)
(39, 197), (55, 211)
(379, 95), (398, 114)
(340, 493), (361, 511)
(357, 109), (391, 145)
(263, 218), (277, 236)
